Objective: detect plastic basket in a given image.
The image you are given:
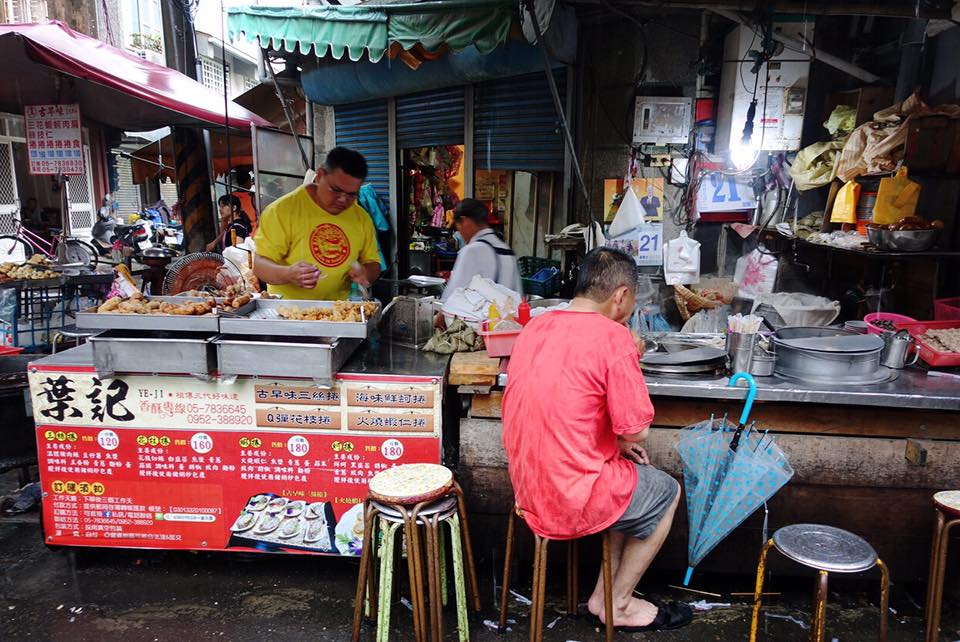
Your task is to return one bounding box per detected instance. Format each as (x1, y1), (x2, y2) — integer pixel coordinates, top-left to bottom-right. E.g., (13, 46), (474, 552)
(518, 256), (560, 298)
(479, 328), (522, 358)
(934, 298), (960, 321)
(895, 319), (960, 367)
(864, 312), (916, 335)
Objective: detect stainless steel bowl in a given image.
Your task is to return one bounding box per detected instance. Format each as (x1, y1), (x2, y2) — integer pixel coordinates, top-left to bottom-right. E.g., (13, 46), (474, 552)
(529, 298), (569, 309)
(883, 228), (940, 252)
(866, 226), (887, 249)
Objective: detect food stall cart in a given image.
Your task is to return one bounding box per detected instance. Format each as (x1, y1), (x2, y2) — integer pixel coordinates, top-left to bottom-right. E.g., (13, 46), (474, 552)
(26, 298), (449, 556)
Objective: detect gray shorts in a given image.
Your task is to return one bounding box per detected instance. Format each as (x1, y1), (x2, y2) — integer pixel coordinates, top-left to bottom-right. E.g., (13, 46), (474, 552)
(611, 464), (680, 540)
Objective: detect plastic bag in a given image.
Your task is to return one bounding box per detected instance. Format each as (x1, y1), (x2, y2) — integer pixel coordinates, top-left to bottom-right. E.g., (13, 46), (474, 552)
(608, 186), (646, 237)
(790, 139), (846, 192)
(440, 275), (521, 329)
(751, 292), (840, 327)
(873, 167), (921, 225)
(830, 180), (860, 224)
(734, 249), (778, 298)
(0, 288), (15, 346)
(663, 231), (701, 286)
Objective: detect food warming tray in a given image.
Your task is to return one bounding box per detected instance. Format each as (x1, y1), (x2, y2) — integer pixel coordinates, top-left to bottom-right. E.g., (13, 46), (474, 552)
(89, 330), (217, 376)
(213, 334), (361, 383)
(217, 299), (380, 339)
(76, 296), (256, 333)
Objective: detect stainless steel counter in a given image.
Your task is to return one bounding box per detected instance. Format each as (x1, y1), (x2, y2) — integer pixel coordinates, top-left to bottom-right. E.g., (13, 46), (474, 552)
(30, 339), (451, 381)
(643, 369), (960, 411)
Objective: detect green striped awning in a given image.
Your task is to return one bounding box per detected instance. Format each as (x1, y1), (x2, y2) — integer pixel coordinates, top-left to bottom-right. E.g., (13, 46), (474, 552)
(227, 1), (515, 63)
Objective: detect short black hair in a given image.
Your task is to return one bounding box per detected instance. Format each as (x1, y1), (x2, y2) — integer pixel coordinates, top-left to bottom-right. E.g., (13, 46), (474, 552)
(574, 247), (638, 302)
(218, 194), (241, 210)
(453, 198), (489, 226)
(323, 146), (368, 180)
(234, 166), (253, 187)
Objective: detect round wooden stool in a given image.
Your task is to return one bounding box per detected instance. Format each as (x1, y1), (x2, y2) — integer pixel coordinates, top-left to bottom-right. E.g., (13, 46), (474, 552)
(925, 490), (960, 642)
(351, 464), (480, 642)
(498, 503), (614, 642)
(749, 524), (890, 642)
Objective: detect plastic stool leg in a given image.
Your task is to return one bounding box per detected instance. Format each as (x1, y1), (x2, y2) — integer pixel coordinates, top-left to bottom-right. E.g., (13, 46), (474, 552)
(448, 513), (469, 642)
(928, 518), (960, 642)
(925, 510), (946, 642)
(377, 520), (402, 642)
(877, 558), (890, 642)
(810, 570), (829, 642)
(498, 507), (517, 633)
(749, 539), (775, 642)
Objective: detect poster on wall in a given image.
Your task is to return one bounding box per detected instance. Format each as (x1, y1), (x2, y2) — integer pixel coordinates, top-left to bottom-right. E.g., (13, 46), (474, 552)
(605, 223), (663, 267)
(29, 369), (443, 556)
(24, 104), (84, 176)
(604, 177), (666, 222)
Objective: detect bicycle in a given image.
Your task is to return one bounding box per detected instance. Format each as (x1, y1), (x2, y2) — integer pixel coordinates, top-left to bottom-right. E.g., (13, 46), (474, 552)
(0, 218), (98, 268)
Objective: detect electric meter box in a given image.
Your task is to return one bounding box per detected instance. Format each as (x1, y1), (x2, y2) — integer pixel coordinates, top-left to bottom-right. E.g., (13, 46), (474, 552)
(716, 20), (814, 153)
(632, 97), (693, 145)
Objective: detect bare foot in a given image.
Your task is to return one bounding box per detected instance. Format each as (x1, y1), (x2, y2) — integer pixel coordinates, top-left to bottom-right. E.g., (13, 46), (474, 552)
(597, 596), (658, 628)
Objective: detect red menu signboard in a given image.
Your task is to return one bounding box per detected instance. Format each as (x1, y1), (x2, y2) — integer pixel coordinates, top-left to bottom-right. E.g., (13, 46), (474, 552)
(24, 104), (85, 176)
(29, 367), (443, 556)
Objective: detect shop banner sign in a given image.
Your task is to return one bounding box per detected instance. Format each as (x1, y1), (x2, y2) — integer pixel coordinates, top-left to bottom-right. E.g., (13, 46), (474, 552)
(606, 223), (663, 266)
(25, 104), (84, 176)
(29, 369), (443, 556)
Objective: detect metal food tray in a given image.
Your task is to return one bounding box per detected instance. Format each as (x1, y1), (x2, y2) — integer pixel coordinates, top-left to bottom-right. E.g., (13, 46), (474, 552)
(217, 298), (380, 339)
(213, 334), (362, 384)
(89, 330), (217, 377)
(76, 296), (256, 332)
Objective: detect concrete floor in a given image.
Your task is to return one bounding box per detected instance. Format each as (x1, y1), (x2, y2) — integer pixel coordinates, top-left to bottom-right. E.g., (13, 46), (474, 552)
(0, 470), (957, 641)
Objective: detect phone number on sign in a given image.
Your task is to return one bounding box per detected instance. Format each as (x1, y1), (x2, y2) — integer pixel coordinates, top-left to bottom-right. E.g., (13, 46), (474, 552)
(187, 414), (254, 426)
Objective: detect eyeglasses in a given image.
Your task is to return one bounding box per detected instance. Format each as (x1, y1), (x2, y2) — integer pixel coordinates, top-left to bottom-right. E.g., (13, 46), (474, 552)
(327, 183), (359, 201)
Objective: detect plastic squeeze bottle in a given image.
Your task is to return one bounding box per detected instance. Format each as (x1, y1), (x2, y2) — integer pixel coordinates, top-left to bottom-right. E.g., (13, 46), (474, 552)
(517, 298), (531, 326)
(487, 303), (501, 330)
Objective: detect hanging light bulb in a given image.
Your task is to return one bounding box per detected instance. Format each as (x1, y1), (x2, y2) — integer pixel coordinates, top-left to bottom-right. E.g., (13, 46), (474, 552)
(730, 99), (759, 170)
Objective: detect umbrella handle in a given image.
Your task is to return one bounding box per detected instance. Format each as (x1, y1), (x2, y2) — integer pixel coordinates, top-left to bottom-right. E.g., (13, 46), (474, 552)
(728, 372), (757, 425)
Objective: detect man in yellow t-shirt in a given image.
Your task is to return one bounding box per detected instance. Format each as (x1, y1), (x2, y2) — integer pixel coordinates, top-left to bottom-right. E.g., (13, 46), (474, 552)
(253, 147), (381, 300)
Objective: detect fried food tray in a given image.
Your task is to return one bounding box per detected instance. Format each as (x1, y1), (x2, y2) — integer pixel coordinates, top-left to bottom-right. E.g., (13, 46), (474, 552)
(217, 299), (380, 339)
(76, 296), (256, 333)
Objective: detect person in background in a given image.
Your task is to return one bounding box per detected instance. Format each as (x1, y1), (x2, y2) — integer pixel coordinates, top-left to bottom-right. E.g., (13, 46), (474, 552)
(253, 147), (381, 301)
(20, 197), (39, 224)
(207, 195), (251, 253)
(440, 198), (521, 302)
(231, 166), (258, 231)
(502, 247), (692, 633)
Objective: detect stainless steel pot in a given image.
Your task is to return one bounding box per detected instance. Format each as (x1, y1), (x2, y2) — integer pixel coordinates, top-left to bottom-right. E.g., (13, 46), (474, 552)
(772, 327), (883, 382)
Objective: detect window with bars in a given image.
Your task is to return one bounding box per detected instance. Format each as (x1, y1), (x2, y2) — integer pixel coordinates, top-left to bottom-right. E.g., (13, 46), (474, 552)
(244, 76), (260, 92)
(200, 57), (225, 94)
(3, 0), (47, 23)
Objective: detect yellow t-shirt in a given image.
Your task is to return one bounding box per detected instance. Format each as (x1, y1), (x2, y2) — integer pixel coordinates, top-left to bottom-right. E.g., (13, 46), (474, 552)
(254, 185), (380, 300)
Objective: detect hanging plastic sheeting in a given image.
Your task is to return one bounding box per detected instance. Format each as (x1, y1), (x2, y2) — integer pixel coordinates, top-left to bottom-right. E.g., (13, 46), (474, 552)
(676, 373), (794, 586)
(790, 106), (856, 192)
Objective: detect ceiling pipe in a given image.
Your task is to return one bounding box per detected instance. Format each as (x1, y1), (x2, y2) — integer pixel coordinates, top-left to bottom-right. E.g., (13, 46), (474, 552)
(710, 7), (882, 84)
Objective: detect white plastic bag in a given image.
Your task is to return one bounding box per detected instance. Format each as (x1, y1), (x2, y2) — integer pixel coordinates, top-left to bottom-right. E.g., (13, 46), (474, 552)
(751, 292), (840, 327)
(664, 231), (701, 285)
(440, 275), (522, 329)
(608, 186), (646, 237)
(734, 248), (778, 298)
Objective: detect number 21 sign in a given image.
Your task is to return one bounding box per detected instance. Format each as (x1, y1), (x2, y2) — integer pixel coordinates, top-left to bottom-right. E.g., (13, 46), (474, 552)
(605, 223), (663, 267)
(696, 172), (755, 213)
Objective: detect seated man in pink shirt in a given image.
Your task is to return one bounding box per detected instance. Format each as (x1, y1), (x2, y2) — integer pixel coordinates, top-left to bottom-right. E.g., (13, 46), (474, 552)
(502, 247), (691, 632)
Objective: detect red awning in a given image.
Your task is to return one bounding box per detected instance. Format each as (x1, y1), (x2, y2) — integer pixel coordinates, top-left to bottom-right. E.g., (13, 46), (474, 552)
(0, 21), (271, 130)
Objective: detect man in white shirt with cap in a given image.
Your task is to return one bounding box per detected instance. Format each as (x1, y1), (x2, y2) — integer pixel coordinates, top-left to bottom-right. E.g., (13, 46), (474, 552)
(441, 198), (522, 302)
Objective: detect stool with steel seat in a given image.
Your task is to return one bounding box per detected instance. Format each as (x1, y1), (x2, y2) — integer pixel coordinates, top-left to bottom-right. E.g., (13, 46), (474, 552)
(925, 490), (960, 642)
(51, 324), (97, 354)
(749, 524), (890, 642)
(350, 463), (480, 642)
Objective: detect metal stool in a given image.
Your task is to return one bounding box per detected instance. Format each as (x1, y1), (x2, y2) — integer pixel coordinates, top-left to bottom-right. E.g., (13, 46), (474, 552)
(52, 324), (96, 354)
(750, 524), (890, 642)
(498, 504), (614, 642)
(925, 491), (960, 642)
(351, 464), (480, 642)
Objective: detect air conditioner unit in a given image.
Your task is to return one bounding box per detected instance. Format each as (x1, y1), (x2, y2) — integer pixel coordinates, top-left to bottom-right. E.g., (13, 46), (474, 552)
(716, 21), (814, 153)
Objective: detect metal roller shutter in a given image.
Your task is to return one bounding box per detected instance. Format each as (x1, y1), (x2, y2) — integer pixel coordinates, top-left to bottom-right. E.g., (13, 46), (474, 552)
(474, 70), (567, 172)
(396, 87), (465, 149)
(334, 100), (390, 201)
(112, 154), (142, 217)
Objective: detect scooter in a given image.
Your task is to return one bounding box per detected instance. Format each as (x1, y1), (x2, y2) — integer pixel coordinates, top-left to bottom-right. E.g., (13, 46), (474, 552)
(91, 195), (118, 257)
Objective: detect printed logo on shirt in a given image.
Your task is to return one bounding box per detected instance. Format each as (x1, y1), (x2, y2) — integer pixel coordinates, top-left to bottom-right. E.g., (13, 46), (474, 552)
(309, 223), (351, 267)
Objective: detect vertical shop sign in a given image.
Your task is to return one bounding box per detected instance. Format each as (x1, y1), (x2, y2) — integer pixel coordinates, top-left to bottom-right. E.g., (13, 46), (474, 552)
(24, 104), (84, 176)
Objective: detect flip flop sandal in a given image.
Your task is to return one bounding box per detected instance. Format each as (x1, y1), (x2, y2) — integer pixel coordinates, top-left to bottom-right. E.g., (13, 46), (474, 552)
(616, 598), (694, 633)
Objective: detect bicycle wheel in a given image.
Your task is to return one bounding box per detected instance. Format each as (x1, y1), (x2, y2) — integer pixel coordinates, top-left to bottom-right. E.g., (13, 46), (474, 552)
(0, 235), (34, 263)
(64, 239), (98, 269)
